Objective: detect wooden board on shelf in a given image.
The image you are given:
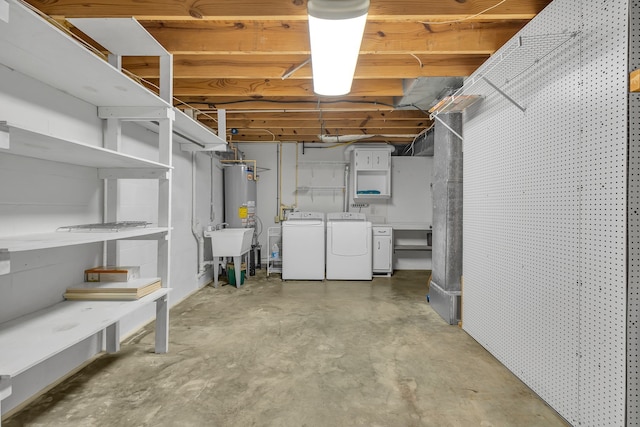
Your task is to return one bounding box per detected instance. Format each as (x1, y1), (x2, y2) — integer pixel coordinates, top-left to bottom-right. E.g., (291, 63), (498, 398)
(631, 69), (640, 92)
(84, 266), (141, 282)
(65, 278), (161, 300)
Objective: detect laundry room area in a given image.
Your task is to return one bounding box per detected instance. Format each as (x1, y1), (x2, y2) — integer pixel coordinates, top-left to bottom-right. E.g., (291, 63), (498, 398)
(233, 141), (434, 281)
(1, 0), (637, 426)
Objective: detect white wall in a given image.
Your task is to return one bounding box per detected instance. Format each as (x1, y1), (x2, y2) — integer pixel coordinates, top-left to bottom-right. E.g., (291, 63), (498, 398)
(0, 64), (219, 413)
(236, 142), (433, 270)
(389, 157), (433, 270)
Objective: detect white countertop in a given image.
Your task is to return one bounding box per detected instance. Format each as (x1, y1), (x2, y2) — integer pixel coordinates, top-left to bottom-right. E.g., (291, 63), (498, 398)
(373, 222), (432, 231)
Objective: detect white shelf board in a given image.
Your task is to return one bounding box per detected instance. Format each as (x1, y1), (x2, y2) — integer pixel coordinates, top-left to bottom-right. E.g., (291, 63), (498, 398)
(296, 186), (346, 191)
(0, 227), (169, 253)
(389, 222), (432, 231)
(0, 121), (171, 170)
(173, 108), (227, 150)
(394, 244), (432, 251)
(354, 193), (390, 199)
(135, 109), (228, 151)
(0, 0), (168, 108)
(298, 161), (348, 166)
(68, 17), (169, 57)
(0, 288), (170, 377)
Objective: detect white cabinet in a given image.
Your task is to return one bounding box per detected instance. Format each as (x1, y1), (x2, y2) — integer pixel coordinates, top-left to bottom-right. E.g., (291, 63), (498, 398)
(354, 150), (390, 170)
(352, 147), (392, 199)
(373, 226), (393, 276)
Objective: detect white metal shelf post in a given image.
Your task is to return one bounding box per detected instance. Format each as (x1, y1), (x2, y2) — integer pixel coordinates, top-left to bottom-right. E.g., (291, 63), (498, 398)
(156, 53), (173, 353)
(104, 53), (123, 267)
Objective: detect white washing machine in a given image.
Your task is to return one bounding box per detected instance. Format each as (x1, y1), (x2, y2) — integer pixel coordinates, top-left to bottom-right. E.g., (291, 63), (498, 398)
(326, 212), (372, 280)
(282, 212), (325, 280)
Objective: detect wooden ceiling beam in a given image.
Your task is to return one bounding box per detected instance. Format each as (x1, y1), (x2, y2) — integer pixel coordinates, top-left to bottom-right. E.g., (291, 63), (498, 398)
(155, 79), (405, 98)
(201, 119), (432, 129)
(123, 54), (488, 79)
(202, 110), (429, 121)
(178, 97), (401, 111)
(128, 21), (525, 55)
(27, 0), (551, 21)
(228, 134), (415, 143)
(228, 127), (424, 135)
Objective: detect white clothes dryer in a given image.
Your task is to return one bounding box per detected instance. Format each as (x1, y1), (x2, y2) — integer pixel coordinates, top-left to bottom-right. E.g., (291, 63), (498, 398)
(326, 212), (372, 280)
(282, 211), (325, 280)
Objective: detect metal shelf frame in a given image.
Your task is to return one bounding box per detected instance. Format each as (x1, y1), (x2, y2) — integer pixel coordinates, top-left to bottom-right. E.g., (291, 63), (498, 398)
(267, 226), (282, 277)
(430, 31), (580, 140)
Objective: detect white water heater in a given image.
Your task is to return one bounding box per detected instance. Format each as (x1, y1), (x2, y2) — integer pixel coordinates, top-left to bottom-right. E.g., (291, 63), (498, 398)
(223, 164), (257, 229)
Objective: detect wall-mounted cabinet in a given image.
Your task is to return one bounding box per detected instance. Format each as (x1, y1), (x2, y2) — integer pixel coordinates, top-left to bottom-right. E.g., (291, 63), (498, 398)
(353, 150), (390, 170)
(351, 147), (392, 199)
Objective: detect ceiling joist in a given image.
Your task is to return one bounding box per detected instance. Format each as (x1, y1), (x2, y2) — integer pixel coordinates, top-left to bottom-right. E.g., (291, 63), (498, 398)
(24, 0), (552, 144)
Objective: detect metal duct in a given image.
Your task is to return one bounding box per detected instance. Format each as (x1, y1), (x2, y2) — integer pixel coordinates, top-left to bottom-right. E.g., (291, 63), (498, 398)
(430, 112), (463, 324)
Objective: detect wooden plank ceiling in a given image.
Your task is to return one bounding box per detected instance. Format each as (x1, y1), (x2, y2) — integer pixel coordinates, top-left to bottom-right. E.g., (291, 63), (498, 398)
(27, 0), (552, 145)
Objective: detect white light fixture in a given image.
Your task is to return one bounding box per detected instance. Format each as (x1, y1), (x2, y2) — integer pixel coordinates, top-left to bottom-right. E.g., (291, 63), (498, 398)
(307, 0), (369, 96)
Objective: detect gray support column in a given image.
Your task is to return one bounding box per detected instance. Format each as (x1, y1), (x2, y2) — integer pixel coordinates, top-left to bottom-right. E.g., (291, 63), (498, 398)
(430, 112), (463, 324)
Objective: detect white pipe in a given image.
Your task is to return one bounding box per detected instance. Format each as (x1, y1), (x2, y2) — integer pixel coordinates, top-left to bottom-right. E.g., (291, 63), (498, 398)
(191, 152), (207, 277)
(343, 164), (350, 212)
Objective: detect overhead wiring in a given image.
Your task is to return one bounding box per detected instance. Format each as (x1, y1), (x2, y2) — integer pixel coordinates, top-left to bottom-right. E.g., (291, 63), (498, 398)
(409, 53), (423, 68)
(421, 0), (508, 25)
(208, 98), (398, 109)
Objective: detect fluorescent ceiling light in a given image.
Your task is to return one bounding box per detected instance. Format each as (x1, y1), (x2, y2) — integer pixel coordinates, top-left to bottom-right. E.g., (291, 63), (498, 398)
(308, 0), (369, 96)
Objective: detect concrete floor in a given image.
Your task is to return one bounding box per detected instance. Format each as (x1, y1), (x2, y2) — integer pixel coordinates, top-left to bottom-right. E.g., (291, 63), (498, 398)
(5, 270), (568, 427)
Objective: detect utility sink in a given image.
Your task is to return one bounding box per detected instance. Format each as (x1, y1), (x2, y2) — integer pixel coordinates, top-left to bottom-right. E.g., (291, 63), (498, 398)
(204, 228), (253, 257)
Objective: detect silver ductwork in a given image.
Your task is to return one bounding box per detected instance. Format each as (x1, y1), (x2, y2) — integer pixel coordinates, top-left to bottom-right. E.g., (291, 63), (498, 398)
(430, 112), (463, 324)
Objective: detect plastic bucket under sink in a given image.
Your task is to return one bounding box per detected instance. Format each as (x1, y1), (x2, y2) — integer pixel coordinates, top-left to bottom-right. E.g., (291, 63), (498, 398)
(227, 262), (246, 286)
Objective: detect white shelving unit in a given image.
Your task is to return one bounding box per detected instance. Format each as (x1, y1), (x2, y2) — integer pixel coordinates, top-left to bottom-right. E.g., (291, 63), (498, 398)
(351, 147), (392, 200)
(296, 161), (347, 202)
(391, 223), (433, 253)
(267, 226), (282, 277)
(0, 1), (227, 419)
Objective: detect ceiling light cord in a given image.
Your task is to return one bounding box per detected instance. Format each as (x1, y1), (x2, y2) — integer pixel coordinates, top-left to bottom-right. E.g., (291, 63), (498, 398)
(421, 0), (508, 25)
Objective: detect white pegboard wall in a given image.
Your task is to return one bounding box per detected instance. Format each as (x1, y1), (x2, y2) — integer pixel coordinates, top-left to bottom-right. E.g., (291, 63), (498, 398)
(578, 2), (627, 425)
(628, 2), (640, 425)
(462, 0), (628, 426)
(628, 93), (640, 426)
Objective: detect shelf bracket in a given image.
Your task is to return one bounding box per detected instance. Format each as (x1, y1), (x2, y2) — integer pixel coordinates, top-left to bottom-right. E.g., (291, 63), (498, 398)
(0, 249), (9, 275)
(98, 106), (175, 121)
(0, 375), (12, 404)
(0, 123), (8, 149)
(482, 77), (526, 113)
(98, 168), (170, 180)
(432, 114), (464, 141)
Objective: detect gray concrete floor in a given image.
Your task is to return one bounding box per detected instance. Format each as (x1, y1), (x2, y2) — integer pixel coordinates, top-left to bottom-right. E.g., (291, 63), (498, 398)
(5, 270), (568, 427)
